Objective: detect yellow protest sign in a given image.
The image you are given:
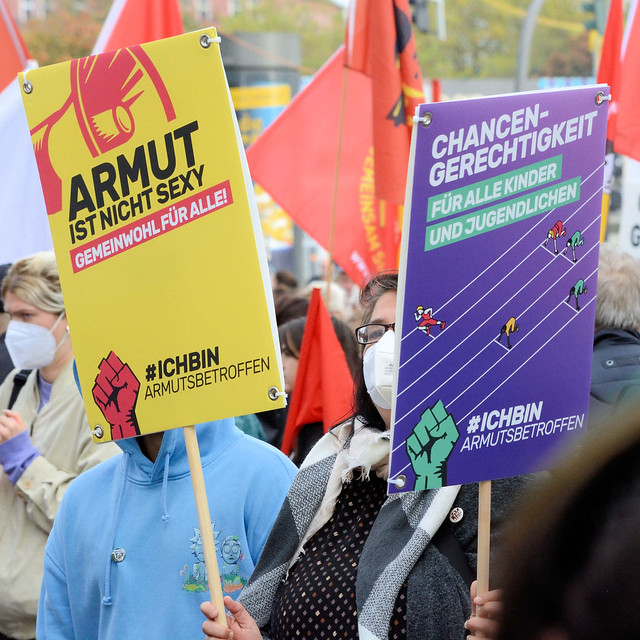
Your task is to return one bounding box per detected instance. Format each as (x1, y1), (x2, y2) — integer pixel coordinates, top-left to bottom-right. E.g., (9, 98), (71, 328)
(19, 29), (285, 442)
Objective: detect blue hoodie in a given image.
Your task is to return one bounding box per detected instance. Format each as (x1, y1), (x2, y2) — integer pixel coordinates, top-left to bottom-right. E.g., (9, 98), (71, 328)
(36, 419), (297, 640)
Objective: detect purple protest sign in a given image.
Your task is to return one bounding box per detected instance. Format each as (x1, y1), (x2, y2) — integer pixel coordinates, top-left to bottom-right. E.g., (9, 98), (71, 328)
(389, 86), (609, 493)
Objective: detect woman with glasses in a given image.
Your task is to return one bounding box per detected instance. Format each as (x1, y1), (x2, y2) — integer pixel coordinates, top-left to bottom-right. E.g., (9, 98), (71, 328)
(202, 271), (528, 640)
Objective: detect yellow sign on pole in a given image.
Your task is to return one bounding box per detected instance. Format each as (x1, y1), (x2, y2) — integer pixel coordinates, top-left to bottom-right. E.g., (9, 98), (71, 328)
(19, 29), (285, 443)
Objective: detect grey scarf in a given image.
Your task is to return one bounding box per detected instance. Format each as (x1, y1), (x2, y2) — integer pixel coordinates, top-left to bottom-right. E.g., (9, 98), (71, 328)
(239, 418), (464, 640)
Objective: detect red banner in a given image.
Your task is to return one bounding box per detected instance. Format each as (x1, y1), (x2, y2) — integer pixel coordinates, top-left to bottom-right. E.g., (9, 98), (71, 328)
(92, 0), (183, 54)
(0, 0), (29, 91)
(246, 47), (401, 286)
(615, 1), (640, 160)
(345, 0), (424, 206)
(597, 0), (623, 141)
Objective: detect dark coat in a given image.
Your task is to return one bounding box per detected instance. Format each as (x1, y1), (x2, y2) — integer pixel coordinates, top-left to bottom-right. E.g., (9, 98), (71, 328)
(589, 328), (640, 427)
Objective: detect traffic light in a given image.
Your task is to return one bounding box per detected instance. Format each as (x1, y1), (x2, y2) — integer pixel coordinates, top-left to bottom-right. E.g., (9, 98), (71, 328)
(582, 0), (607, 34)
(409, 0), (430, 33)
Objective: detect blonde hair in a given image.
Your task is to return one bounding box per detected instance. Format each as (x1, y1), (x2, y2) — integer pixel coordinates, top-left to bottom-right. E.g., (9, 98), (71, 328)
(1, 251), (64, 315)
(595, 243), (640, 331)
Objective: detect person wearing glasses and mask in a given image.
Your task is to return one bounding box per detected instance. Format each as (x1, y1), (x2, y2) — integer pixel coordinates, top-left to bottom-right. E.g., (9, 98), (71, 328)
(201, 271), (529, 640)
(0, 252), (119, 640)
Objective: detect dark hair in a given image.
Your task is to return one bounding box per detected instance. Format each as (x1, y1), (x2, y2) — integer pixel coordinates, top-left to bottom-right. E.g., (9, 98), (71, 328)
(278, 315), (360, 379)
(278, 317), (306, 359)
(274, 294), (309, 326)
(0, 263), (11, 314)
(495, 403), (640, 640)
(331, 317), (360, 379)
(279, 313), (359, 429)
(273, 269), (298, 297)
(275, 268), (298, 289)
(354, 271), (398, 431)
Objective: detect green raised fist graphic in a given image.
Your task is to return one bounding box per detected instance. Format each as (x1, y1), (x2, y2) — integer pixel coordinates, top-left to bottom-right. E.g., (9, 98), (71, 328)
(406, 400), (459, 490)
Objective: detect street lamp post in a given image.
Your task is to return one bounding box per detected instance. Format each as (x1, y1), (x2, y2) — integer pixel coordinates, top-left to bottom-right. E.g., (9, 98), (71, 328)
(515, 0), (547, 92)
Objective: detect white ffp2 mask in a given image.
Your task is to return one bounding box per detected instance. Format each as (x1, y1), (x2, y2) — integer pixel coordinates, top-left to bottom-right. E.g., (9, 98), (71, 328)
(5, 313), (66, 370)
(362, 329), (395, 410)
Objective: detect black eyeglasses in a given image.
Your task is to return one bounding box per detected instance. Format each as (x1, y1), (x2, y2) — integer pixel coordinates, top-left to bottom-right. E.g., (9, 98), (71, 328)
(354, 323), (395, 345)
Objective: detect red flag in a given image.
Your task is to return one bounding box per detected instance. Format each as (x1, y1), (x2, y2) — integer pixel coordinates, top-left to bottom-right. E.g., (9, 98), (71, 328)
(345, 0), (424, 206)
(0, 0), (29, 91)
(615, 0), (640, 159)
(280, 288), (355, 456)
(246, 47), (400, 286)
(92, 0), (183, 54)
(0, 0), (54, 263)
(0, 0), (185, 262)
(597, 0), (623, 141)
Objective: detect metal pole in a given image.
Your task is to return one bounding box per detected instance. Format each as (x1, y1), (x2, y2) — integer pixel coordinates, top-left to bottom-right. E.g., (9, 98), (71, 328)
(515, 0), (547, 92)
(432, 0), (447, 41)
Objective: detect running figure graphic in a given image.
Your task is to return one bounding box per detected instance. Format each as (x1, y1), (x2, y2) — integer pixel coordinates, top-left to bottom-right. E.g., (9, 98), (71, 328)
(498, 316), (519, 349)
(544, 220), (567, 254)
(564, 230), (584, 263)
(414, 306), (446, 335)
(567, 279), (587, 311)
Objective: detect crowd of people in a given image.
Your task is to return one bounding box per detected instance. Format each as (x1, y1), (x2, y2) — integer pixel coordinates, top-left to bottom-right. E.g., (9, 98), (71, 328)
(202, 271), (528, 640)
(1, 244), (640, 640)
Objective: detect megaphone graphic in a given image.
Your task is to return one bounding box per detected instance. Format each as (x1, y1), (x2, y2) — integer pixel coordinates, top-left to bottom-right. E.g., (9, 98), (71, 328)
(30, 45), (176, 216)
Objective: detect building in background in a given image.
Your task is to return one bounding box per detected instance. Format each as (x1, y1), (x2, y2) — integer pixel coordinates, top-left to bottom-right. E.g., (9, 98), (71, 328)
(183, 0), (237, 22)
(7, 0), (341, 25)
(5, 0), (50, 22)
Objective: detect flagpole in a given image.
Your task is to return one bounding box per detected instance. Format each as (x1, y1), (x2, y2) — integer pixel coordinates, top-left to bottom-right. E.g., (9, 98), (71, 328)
(184, 425), (227, 628)
(325, 64), (350, 306)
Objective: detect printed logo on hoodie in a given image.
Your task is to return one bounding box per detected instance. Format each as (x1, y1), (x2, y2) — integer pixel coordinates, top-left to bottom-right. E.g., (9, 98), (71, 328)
(180, 523), (248, 594)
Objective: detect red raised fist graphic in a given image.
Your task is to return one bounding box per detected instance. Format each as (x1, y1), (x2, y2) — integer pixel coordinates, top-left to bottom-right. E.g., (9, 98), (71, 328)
(93, 351), (141, 440)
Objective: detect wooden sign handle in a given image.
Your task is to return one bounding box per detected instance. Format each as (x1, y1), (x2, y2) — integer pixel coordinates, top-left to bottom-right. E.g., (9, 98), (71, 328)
(184, 425), (227, 628)
(475, 479), (492, 638)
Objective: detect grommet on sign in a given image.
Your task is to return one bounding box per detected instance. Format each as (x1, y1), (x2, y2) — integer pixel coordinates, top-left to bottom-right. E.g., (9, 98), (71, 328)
(199, 33), (221, 49)
(268, 386), (285, 401)
(111, 548), (126, 563)
(388, 475), (406, 489)
(449, 507), (464, 523)
(413, 112), (433, 127)
(22, 70), (33, 94)
(92, 425), (104, 439)
(595, 91), (611, 105)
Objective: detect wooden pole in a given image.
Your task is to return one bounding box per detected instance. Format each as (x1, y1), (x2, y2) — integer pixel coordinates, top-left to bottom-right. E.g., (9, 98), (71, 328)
(324, 65), (350, 308)
(476, 480), (492, 593)
(184, 425), (227, 627)
(475, 479), (492, 638)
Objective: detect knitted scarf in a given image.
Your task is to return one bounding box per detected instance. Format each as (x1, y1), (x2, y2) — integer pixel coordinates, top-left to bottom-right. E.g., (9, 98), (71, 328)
(239, 418), (461, 640)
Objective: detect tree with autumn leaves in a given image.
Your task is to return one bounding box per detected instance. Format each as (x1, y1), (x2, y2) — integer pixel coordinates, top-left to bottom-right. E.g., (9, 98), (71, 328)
(20, 0), (109, 66)
(18, 0), (592, 79)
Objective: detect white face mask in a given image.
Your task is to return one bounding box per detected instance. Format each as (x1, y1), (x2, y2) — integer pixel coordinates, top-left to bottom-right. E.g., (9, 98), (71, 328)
(362, 329), (395, 410)
(5, 313), (67, 370)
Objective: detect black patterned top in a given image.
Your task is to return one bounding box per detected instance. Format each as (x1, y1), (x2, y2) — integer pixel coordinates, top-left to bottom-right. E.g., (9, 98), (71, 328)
(271, 473), (408, 639)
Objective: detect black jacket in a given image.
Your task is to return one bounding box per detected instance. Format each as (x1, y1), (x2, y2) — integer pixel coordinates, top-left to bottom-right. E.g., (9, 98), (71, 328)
(589, 328), (640, 426)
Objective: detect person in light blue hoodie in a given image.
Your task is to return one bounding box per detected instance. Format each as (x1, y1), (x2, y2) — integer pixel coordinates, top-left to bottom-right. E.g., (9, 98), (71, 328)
(36, 419), (297, 640)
